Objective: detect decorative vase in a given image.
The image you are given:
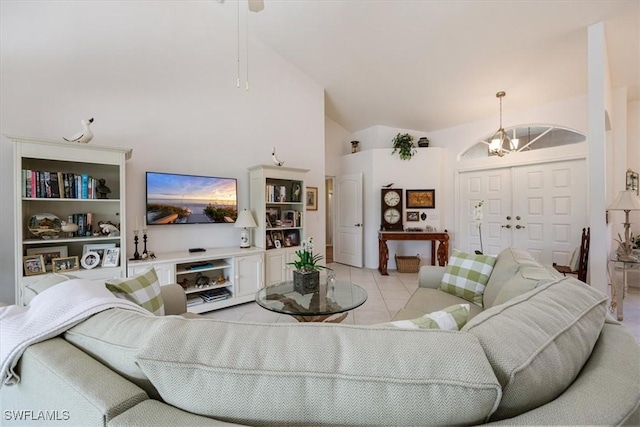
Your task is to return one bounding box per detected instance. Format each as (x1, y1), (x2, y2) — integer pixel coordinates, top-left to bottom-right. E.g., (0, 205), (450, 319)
(418, 137), (429, 147)
(293, 270), (320, 294)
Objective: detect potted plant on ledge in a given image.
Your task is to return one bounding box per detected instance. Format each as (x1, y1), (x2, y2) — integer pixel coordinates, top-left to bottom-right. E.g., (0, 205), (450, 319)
(391, 133), (416, 160)
(288, 237), (325, 294)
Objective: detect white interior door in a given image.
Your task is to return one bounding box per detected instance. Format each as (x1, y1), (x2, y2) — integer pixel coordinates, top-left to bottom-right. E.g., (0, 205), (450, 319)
(511, 160), (588, 265)
(334, 173), (363, 267)
(459, 168), (512, 255)
(459, 159), (587, 264)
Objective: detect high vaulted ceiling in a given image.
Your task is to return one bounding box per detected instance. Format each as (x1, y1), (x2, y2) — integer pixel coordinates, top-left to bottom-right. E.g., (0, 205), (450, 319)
(249, 0), (639, 132)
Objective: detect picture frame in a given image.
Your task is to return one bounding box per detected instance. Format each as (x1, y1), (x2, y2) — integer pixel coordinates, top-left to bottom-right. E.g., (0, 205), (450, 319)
(274, 240), (282, 249)
(406, 189), (435, 209)
(26, 245), (68, 272)
(102, 247), (120, 267)
(266, 232), (275, 249)
(81, 251), (101, 270)
(52, 256), (79, 273)
(406, 211), (420, 221)
(285, 230), (300, 247)
(266, 207), (281, 228)
(291, 182), (303, 202)
(82, 243), (116, 263)
(306, 186), (318, 211)
(23, 254), (46, 276)
(271, 230), (284, 245)
(626, 169), (639, 195)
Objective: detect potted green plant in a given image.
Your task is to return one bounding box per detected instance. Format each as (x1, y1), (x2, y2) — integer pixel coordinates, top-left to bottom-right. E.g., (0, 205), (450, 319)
(287, 237), (325, 294)
(391, 133), (416, 160)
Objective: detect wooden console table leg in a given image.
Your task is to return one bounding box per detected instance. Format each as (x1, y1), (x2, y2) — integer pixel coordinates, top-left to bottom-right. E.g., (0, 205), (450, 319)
(437, 238), (449, 267)
(378, 237), (389, 275)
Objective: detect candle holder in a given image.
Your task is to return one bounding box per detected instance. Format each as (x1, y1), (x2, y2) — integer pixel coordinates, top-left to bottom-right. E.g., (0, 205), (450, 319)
(130, 230), (140, 261)
(142, 229), (148, 256)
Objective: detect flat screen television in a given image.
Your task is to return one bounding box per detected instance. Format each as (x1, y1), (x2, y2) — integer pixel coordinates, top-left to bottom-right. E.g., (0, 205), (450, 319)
(145, 172), (237, 225)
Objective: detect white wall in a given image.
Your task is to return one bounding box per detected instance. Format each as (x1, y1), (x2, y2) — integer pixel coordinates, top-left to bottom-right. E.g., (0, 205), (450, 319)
(325, 116), (350, 177)
(340, 148), (444, 269)
(0, 2), (326, 304)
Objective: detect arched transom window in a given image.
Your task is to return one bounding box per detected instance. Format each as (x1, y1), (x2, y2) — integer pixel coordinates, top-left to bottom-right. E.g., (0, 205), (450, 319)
(460, 125), (586, 160)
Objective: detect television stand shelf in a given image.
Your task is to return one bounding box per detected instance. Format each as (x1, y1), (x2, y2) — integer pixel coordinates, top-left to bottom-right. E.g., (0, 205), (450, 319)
(128, 246), (265, 314)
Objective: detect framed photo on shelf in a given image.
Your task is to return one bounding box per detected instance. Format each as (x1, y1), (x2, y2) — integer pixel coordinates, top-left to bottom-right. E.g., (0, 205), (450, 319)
(406, 211), (420, 221)
(285, 230), (300, 247)
(81, 251), (101, 270)
(266, 207), (280, 227)
(26, 245), (68, 272)
(626, 169), (639, 195)
(271, 230), (284, 248)
(82, 243), (116, 263)
(306, 187), (318, 211)
(266, 232), (275, 249)
(102, 247), (120, 267)
(52, 256), (79, 273)
(23, 254), (46, 276)
(291, 182), (302, 202)
(406, 189), (435, 209)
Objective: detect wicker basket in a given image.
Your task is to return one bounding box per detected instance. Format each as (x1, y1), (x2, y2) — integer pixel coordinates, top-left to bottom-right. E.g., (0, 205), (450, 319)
(395, 254), (421, 273)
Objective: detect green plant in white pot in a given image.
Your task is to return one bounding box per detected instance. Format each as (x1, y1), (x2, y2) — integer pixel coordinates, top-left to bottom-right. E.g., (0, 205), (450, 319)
(391, 133), (416, 160)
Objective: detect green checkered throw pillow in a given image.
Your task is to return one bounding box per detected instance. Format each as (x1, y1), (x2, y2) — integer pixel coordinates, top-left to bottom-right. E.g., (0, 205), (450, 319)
(377, 304), (470, 330)
(106, 267), (165, 315)
(439, 250), (497, 306)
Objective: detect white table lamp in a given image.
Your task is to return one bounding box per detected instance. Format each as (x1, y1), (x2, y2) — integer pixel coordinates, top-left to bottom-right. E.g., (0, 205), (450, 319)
(234, 209), (258, 248)
(607, 190), (640, 259)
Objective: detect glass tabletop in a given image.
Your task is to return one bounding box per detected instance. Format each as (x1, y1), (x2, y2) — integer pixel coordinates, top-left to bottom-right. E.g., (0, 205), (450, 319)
(255, 280), (368, 317)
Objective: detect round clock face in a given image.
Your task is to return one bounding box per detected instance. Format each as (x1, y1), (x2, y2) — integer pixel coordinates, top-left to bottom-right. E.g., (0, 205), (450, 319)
(383, 208), (401, 224)
(384, 191), (401, 207)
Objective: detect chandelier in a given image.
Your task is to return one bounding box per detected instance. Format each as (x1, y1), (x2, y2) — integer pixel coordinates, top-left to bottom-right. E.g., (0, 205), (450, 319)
(489, 91), (519, 156)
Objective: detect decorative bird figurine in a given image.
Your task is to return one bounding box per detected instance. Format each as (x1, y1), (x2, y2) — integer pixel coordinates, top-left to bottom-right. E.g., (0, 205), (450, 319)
(271, 147), (284, 167)
(63, 118), (94, 143)
(382, 183), (394, 188)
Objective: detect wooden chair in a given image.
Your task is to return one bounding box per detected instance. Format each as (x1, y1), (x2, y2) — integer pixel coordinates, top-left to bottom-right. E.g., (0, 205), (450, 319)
(553, 227), (590, 283)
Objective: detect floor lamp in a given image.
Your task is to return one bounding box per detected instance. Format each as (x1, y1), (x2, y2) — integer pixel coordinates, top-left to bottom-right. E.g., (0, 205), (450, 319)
(607, 190), (640, 261)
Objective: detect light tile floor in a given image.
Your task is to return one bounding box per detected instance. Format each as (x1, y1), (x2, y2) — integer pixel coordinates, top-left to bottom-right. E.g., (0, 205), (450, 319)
(202, 263), (640, 342)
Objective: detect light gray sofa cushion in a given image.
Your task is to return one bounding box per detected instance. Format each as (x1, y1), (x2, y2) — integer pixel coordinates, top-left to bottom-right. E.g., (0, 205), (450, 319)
(64, 308), (164, 399)
(462, 277), (608, 420)
(401, 287), (484, 320)
(482, 248), (541, 308)
(136, 318), (502, 426)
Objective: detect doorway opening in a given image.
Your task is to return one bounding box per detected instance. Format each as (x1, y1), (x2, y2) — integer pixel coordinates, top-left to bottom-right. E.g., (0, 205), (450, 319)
(325, 176), (335, 263)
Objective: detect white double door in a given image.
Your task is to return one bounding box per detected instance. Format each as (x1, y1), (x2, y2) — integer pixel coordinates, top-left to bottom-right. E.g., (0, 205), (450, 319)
(459, 159), (587, 266)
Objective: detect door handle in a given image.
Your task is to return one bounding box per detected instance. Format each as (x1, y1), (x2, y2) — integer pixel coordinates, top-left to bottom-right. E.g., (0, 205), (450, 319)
(501, 224), (511, 229)
(354, 223), (362, 227)
(515, 216), (521, 220)
(506, 216), (511, 220)
(515, 224), (526, 229)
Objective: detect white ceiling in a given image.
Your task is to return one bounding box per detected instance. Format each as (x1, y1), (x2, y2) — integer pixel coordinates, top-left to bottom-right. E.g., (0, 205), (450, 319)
(249, 0), (640, 132)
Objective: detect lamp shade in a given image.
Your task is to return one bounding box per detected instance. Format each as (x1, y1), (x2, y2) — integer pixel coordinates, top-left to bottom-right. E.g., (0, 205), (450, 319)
(607, 190), (640, 211)
(234, 209), (258, 228)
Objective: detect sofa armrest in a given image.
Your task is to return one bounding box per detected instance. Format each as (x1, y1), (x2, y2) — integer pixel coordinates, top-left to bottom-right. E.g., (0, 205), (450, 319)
(161, 284), (187, 315)
(109, 400), (248, 426)
(418, 266), (446, 288)
(0, 338), (148, 425)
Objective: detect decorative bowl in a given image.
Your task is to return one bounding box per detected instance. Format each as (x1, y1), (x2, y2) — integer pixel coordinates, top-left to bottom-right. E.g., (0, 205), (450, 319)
(28, 213), (62, 239)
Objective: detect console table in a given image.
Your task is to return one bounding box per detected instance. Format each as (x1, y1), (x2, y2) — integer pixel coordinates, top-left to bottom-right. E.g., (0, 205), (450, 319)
(378, 231), (449, 275)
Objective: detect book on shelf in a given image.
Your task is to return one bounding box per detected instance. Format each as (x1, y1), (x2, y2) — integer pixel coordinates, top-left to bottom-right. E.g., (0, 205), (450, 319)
(21, 169), (102, 199)
(266, 184), (289, 203)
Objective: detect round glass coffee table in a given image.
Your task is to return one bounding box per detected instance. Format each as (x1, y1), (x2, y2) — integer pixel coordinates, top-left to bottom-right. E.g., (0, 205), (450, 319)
(255, 280), (368, 323)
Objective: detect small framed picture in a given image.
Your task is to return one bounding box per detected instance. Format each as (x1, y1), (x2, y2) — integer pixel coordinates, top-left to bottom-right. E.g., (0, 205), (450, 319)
(23, 254), (46, 276)
(266, 232), (275, 249)
(406, 211), (420, 221)
(285, 230), (300, 247)
(274, 240), (282, 249)
(291, 182), (302, 202)
(266, 207), (280, 227)
(81, 251), (101, 270)
(83, 243), (116, 263)
(101, 247), (120, 267)
(26, 245), (68, 272)
(306, 186), (318, 211)
(265, 213), (273, 228)
(626, 169), (639, 195)
(52, 256), (80, 273)
(406, 189), (435, 209)
(271, 230), (284, 244)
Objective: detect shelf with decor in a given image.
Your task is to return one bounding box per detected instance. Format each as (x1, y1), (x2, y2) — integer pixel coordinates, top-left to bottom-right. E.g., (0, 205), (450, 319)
(249, 164), (309, 286)
(128, 247), (264, 314)
(9, 134), (132, 305)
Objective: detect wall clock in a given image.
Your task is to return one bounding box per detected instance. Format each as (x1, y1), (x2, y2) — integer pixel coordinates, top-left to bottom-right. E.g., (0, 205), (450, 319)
(381, 188), (403, 231)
